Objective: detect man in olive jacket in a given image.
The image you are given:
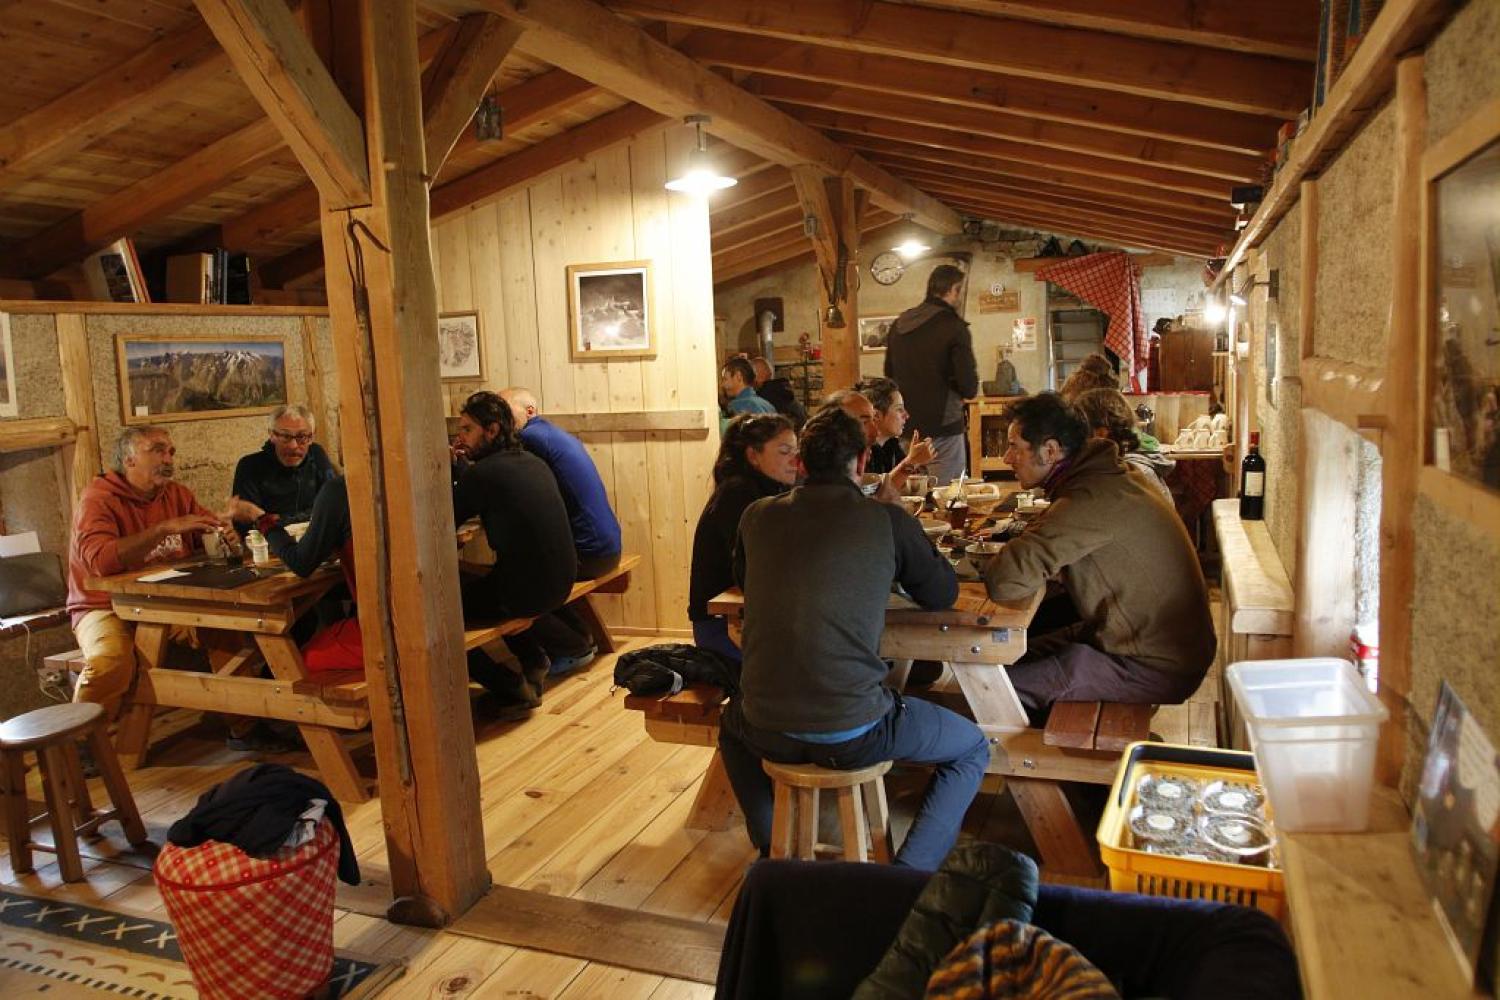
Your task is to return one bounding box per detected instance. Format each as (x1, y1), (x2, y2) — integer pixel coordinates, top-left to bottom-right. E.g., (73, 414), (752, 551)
(983, 393), (1215, 720)
(720, 407), (988, 870)
(884, 263), (978, 485)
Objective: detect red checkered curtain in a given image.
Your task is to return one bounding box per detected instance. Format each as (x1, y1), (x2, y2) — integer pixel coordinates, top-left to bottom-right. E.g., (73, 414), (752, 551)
(1037, 252), (1149, 391)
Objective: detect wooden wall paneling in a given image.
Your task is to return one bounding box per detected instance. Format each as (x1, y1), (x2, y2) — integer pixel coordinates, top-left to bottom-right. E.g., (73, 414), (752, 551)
(562, 151), (626, 629)
(1375, 55), (1425, 785)
(665, 125), (721, 633)
(464, 203), (511, 392)
(1293, 408), (1361, 660)
(632, 134), (692, 633)
(529, 174), (577, 414)
(433, 212), (476, 414)
(594, 145), (656, 629)
(55, 313), (98, 514)
(497, 191), (543, 392)
(298, 315), (337, 466)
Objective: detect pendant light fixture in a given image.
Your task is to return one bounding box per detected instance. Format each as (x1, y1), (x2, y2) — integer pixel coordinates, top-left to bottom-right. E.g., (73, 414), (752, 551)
(664, 114), (738, 195)
(890, 213), (931, 260)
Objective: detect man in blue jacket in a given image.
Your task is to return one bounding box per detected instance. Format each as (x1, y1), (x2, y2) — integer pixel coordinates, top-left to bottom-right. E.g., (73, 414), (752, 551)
(501, 387), (623, 674)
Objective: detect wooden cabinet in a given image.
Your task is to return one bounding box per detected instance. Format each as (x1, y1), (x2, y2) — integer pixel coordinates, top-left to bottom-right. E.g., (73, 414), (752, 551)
(1158, 330), (1217, 391)
(966, 396), (1025, 477)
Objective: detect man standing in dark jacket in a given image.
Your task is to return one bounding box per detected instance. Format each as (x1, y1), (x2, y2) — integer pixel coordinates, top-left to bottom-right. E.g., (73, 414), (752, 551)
(719, 408), (989, 870)
(231, 405), (337, 531)
(884, 264), (978, 486)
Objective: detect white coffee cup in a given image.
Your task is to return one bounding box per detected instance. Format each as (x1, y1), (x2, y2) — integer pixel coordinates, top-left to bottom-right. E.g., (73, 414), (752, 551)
(201, 531), (226, 561)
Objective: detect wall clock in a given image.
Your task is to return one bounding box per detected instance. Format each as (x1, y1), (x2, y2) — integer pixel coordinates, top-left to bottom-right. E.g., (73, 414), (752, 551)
(869, 251), (905, 285)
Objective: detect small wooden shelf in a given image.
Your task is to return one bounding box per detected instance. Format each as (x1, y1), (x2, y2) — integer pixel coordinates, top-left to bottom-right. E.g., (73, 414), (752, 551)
(1279, 786), (1474, 999)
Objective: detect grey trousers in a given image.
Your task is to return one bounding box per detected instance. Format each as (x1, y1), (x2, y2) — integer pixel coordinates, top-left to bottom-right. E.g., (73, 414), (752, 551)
(927, 432), (968, 486)
(1007, 628), (1203, 726)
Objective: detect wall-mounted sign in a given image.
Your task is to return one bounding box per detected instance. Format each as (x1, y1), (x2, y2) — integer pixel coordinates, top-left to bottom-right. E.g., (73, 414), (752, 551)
(1012, 317), (1038, 351)
(978, 289), (1021, 313)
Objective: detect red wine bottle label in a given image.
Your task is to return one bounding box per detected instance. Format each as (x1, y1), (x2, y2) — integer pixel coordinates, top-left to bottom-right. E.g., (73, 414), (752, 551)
(1243, 472), (1265, 496)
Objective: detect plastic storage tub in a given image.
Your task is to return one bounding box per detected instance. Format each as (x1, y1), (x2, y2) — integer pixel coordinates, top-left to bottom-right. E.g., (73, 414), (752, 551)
(1227, 657), (1388, 832)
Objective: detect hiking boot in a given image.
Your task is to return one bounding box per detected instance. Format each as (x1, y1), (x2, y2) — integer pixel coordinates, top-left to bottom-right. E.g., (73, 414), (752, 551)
(546, 645), (597, 677)
(474, 692), (536, 724)
(522, 659), (550, 700)
(226, 723), (301, 754)
(469, 653), (541, 708)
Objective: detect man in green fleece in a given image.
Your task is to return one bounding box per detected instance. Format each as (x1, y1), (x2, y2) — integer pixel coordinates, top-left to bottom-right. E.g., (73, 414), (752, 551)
(983, 393), (1215, 722)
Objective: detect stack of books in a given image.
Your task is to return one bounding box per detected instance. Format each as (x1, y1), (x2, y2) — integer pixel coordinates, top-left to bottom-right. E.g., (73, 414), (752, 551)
(164, 250), (252, 304)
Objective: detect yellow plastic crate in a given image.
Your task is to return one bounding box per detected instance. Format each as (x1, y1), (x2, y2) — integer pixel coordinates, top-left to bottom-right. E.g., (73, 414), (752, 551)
(1097, 741), (1286, 918)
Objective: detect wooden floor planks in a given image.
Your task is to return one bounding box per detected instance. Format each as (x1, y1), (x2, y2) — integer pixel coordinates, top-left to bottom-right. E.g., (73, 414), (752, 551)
(0, 593), (1231, 995)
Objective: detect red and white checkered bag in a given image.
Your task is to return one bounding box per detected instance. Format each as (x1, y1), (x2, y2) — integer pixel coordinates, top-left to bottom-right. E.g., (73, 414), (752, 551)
(154, 819), (339, 1000)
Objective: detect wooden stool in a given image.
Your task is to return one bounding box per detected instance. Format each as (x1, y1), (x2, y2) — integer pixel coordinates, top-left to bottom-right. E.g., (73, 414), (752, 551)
(0, 703), (148, 883)
(763, 760), (894, 863)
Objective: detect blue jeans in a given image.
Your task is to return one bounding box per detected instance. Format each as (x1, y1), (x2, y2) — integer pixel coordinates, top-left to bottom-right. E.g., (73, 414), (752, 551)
(692, 618), (742, 663)
(718, 694), (990, 870)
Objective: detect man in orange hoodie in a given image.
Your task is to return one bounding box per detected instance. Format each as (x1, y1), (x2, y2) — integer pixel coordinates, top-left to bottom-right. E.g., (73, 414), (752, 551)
(67, 426), (251, 712)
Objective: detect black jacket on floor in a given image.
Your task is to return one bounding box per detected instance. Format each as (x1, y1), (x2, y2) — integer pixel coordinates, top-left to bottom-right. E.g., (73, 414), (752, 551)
(167, 763), (360, 885)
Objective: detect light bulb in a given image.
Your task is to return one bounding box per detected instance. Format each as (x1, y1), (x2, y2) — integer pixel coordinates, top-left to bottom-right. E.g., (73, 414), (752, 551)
(1204, 301), (1228, 325)
(892, 238), (930, 260)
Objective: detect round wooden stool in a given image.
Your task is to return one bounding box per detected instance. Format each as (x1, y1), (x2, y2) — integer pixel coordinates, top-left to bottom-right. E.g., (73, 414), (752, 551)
(0, 703), (148, 883)
(762, 759), (894, 863)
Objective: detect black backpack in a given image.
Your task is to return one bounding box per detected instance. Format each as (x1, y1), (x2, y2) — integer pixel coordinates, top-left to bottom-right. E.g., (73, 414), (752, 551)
(613, 643), (741, 698)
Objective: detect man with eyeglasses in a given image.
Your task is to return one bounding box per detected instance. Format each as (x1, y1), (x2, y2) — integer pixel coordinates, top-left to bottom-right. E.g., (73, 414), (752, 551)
(231, 404), (338, 531)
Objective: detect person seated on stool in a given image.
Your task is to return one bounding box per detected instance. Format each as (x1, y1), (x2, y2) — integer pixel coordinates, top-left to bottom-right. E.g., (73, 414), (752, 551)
(718, 407), (988, 870)
(981, 393), (1215, 725)
(688, 413), (798, 661)
(500, 386), (621, 676)
(66, 427), (280, 750)
(451, 392), (580, 720)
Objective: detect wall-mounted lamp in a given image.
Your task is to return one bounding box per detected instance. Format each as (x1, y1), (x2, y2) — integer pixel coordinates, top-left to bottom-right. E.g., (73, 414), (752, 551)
(890, 213), (931, 260)
(664, 115), (738, 195)
(1229, 269), (1280, 307)
(1204, 299), (1228, 325)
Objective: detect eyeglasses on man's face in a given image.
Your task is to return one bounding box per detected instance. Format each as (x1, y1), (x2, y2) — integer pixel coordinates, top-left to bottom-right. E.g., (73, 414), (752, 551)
(271, 430), (314, 445)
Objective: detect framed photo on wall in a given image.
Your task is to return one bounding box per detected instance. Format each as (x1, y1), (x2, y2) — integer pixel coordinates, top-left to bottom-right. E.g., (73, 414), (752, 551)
(438, 311), (485, 381)
(115, 334), (287, 425)
(0, 312), (16, 418)
(1422, 99), (1500, 505)
(859, 315), (897, 353)
(567, 260), (655, 361)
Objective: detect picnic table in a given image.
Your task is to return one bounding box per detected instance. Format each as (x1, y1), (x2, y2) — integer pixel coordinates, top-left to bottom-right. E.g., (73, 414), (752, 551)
(89, 557), (372, 801)
(705, 582), (1125, 875)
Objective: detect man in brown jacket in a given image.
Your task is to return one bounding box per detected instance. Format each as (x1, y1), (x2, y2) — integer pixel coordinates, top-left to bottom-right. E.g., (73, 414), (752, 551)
(983, 393), (1215, 720)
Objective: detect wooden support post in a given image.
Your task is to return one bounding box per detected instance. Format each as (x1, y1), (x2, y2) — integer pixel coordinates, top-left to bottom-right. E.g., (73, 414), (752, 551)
(312, 1), (488, 924)
(1376, 56), (1425, 786)
(56, 314), (98, 515)
(792, 171), (862, 392)
(299, 316), (337, 467)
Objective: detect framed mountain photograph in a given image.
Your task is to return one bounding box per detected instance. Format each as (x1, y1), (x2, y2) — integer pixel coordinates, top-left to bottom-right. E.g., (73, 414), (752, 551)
(115, 334), (288, 425)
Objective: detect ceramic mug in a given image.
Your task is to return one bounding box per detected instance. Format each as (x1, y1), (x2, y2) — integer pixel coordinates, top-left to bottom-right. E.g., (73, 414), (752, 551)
(907, 474), (935, 496)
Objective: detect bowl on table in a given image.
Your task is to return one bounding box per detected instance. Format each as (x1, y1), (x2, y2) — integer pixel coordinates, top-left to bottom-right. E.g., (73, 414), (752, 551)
(899, 495), (926, 517)
(961, 540), (1004, 574)
(918, 518), (949, 541)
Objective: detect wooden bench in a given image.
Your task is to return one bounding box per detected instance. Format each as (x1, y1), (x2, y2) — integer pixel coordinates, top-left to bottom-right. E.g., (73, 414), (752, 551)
(1211, 500), (1293, 749)
(622, 683), (737, 831)
(462, 554), (640, 653)
(1043, 701), (1155, 752)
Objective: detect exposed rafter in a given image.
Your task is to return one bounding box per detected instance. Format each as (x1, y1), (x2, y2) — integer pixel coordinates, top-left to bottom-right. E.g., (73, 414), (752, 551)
(438, 0), (960, 232)
(193, 0), (371, 207)
(610, 0), (1310, 116)
(422, 14), (526, 174)
(678, 30), (1282, 156)
(713, 209), (896, 285)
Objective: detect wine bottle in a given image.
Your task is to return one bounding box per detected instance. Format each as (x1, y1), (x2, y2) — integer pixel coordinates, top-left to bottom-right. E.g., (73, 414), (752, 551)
(1240, 431), (1266, 520)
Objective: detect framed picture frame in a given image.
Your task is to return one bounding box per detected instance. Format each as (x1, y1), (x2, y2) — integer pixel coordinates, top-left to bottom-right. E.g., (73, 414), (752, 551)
(438, 311), (485, 381)
(115, 334), (288, 425)
(0, 312), (16, 418)
(859, 314), (897, 353)
(567, 260), (655, 361)
(1420, 96), (1500, 516)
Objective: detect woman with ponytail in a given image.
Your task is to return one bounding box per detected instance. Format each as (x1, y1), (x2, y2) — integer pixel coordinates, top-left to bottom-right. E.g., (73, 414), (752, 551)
(689, 414), (797, 659)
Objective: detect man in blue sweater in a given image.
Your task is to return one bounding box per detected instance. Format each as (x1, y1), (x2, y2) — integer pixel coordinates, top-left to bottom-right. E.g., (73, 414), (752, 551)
(501, 387), (623, 674)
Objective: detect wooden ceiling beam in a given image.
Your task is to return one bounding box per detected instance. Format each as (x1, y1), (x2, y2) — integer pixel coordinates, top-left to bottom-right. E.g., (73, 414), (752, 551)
(713, 208), (895, 286)
(444, 0), (960, 231)
(422, 14), (526, 175)
(851, 141), (1232, 218)
(876, 159), (1235, 228)
(193, 0), (370, 207)
(709, 164), (793, 210)
(218, 66), (603, 253)
(711, 187), (801, 235)
(611, 0), (1309, 117)
(900, 1), (1317, 61)
(803, 111), (1233, 201)
(914, 179), (1234, 244)
(679, 30), (1281, 156)
(749, 77), (1265, 183)
(944, 200), (1218, 257)
(710, 206), (803, 256)
(943, 189), (1228, 246)
(0, 20), (227, 191)
(3, 120), (285, 279)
